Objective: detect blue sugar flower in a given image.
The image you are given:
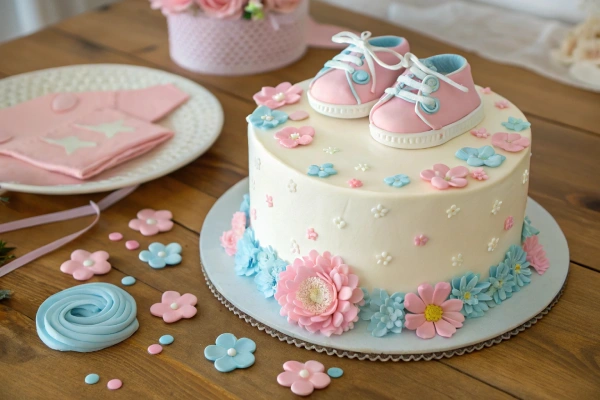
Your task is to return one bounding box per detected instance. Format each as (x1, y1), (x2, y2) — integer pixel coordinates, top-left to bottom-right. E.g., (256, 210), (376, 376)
(139, 242), (182, 269)
(360, 288), (405, 337)
(246, 105), (288, 130)
(503, 245), (532, 291)
(254, 256), (287, 298)
(239, 194), (250, 226)
(384, 174), (411, 188)
(455, 145), (506, 168)
(234, 228), (260, 277)
(307, 163), (337, 178)
(521, 216), (540, 243)
(501, 117), (531, 132)
(485, 262), (516, 307)
(450, 272), (492, 319)
(204, 333), (256, 373)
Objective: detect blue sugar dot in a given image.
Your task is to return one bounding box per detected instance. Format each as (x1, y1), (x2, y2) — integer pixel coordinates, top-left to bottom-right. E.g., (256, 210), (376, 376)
(85, 374), (100, 385)
(159, 335), (174, 345)
(327, 367), (343, 378)
(121, 276), (136, 286)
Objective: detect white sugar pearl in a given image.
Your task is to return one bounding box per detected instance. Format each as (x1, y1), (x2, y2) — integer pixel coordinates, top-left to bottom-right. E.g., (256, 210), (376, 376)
(170, 303), (179, 310)
(83, 260), (95, 267)
(158, 251), (167, 257)
(146, 218), (157, 225)
(299, 369), (309, 378)
(227, 348), (237, 357)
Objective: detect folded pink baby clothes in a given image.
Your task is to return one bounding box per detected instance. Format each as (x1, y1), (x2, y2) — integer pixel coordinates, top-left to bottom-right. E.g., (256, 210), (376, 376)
(0, 84), (189, 180)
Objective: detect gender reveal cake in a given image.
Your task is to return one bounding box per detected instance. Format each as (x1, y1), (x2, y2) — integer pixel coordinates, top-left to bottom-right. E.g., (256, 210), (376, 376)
(221, 32), (548, 340)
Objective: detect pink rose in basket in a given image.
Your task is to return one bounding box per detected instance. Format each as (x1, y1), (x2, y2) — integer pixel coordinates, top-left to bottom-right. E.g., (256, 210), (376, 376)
(150, 0), (194, 15)
(264, 0), (302, 13)
(196, 0), (244, 19)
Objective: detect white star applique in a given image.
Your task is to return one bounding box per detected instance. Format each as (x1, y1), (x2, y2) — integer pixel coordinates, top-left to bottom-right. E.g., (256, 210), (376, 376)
(74, 119), (135, 138)
(43, 136), (97, 155)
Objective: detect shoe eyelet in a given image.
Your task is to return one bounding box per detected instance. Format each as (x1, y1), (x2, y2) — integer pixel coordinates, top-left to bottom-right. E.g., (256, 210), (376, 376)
(422, 75), (440, 93)
(352, 70), (370, 85)
(419, 97), (440, 114)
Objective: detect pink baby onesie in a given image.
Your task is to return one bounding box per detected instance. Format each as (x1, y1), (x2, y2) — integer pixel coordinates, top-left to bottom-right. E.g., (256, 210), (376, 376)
(0, 84), (189, 180)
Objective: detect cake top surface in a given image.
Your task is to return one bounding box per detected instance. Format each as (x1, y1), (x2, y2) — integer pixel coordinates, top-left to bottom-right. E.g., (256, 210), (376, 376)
(248, 80), (531, 196)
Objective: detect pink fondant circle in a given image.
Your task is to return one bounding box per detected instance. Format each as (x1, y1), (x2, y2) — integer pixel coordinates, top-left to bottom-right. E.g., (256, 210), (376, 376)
(148, 344), (163, 355)
(107, 379), (122, 390)
(125, 240), (140, 250)
(109, 232), (123, 241)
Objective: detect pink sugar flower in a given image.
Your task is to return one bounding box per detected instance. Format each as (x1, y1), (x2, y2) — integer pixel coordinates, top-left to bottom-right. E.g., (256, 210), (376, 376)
(495, 100), (510, 109)
(306, 228), (318, 241)
(266, 194), (273, 207)
(274, 250), (364, 337)
(504, 216), (514, 231)
(523, 235), (550, 275)
(129, 209), (173, 236)
(277, 360), (331, 396)
(253, 82), (303, 109)
(481, 87), (492, 94)
(60, 250), (111, 281)
(220, 230), (238, 256)
(251, 208), (257, 220)
(347, 178), (363, 188)
(420, 164), (469, 190)
(471, 167), (489, 181)
(231, 211), (246, 237)
(492, 132), (531, 152)
(470, 128), (490, 138)
(196, 0), (244, 20)
(150, 0), (194, 15)
(414, 234), (429, 246)
(404, 282), (465, 339)
(274, 126), (315, 148)
(150, 291), (198, 323)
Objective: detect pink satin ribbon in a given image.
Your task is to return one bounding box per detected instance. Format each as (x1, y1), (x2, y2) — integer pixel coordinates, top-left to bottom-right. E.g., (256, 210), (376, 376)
(0, 185), (137, 278)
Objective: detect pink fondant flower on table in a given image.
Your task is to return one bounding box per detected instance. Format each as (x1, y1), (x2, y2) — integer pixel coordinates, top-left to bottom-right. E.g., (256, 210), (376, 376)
(274, 126), (314, 148)
(491, 132), (531, 152)
(404, 282), (465, 339)
(414, 234), (429, 246)
(494, 100), (510, 109)
(129, 209), (173, 236)
(60, 250), (111, 281)
(471, 167), (489, 181)
(306, 228), (318, 241)
(275, 250), (364, 337)
(264, 0), (302, 14)
(253, 82), (303, 109)
(347, 178), (363, 188)
(470, 128), (490, 138)
(277, 360), (331, 396)
(420, 164), (469, 190)
(523, 235), (550, 275)
(196, 0), (244, 19)
(151, 291), (198, 323)
(504, 216), (514, 231)
(150, 0), (193, 15)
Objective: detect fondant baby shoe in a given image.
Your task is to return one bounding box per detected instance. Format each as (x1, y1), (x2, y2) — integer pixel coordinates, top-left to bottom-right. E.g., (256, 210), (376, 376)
(308, 31), (409, 119)
(369, 53), (483, 149)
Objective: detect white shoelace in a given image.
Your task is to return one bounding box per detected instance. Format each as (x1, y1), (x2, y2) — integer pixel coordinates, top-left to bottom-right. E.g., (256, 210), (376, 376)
(324, 31), (405, 93)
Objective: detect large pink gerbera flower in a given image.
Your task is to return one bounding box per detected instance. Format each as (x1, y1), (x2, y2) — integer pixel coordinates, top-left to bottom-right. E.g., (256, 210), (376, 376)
(522, 235), (549, 275)
(404, 282), (464, 339)
(420, 164), (469, 190)
(274, 250), (364, 336)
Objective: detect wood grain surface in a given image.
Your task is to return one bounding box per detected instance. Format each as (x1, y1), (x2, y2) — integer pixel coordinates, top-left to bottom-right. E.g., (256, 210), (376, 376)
(1, 1), (599, 399)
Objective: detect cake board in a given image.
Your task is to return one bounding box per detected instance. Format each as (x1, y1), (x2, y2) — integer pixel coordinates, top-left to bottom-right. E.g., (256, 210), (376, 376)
(199, 178), (569, 361)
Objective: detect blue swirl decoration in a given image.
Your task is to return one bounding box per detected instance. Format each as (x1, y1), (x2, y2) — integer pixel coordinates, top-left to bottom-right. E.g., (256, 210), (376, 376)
(36, 283), (139, 352)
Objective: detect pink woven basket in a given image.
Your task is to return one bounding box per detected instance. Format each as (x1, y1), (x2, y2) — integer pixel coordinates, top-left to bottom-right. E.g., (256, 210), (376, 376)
(167, 1), (309, 76)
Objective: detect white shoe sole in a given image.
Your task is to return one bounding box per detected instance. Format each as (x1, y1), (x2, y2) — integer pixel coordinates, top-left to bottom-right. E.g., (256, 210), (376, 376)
(307, 91), (377, 119)
(369, 102), (485, 149)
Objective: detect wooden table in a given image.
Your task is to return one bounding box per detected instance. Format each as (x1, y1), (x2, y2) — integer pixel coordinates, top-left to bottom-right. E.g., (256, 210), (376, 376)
(1, 1), (599, 398)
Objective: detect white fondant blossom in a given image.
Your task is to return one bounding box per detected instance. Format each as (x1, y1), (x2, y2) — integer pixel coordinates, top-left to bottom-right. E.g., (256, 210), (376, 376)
(323, 146), (340, 155)
(288, 179), (297, 193)
(451, 254), (463, 268)
(522, 169), (529, 184)
(488, 237), (500, 252)
(354, 163), (369, 172)
(376, 252), (392, 266)
(446, 205), (461, 218)
(290, 239), (300, 254)
(371, 204), (388, 219)
(255, 157), (261, 170)
(491, 200), (503, 215)
(333, 217), (346, 229)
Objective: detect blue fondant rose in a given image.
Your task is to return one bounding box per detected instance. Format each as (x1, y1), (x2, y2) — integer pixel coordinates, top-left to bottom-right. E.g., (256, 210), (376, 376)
(501, 117), (531, 132)
(455, 145), (506, 168)
(254, 248), (287, 299)
(247, 105), (288, 129)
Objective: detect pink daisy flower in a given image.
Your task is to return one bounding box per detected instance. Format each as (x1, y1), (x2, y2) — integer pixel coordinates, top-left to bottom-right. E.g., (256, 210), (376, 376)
(523, 235), (550, 275)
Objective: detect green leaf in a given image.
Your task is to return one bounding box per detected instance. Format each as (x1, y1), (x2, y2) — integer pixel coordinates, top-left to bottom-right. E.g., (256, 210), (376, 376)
(0, 240), (16, 267)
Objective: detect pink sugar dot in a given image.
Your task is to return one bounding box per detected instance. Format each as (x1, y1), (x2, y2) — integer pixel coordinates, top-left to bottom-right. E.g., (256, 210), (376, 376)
(125, 240), (140, 250)
(108, 232), (123, 241)
(148, 344), (163, 355)
(107, 379), (122, 390)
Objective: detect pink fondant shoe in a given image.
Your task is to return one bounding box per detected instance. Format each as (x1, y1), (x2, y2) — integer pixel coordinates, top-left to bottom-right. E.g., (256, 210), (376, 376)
(308, 31), (409, 119)
(369, 53), (484, 149)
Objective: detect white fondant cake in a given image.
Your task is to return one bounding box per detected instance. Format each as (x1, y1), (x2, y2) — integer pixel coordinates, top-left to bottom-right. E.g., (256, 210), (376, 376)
(247, 80), (531, 294)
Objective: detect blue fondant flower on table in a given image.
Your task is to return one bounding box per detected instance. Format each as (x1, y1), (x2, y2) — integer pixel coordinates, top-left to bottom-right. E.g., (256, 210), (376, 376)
(450, 272), (492, 319)
(360, 288), (405, 337)
(234, 228), (261, 277)
(307, 163), (337, 178)
(204, 333), (256, 373)
(239, 194), (250, 227)
(503, 245), (532, 291)
(455, 145), (506, 168)
(247, 105), (288, 129)
(485, 262), (516, 307)
(383, 174), (411, 188)
(501, 117), (531, 132)
(139, 242), (182, 269)
(521, 216), (540, 243)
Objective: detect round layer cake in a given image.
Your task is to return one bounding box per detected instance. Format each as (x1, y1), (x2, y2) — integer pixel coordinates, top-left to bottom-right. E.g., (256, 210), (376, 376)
(247, 80), (531, 293)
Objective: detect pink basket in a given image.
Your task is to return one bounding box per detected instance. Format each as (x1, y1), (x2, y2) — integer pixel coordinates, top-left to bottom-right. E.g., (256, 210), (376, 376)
(167, 1), (309, 76)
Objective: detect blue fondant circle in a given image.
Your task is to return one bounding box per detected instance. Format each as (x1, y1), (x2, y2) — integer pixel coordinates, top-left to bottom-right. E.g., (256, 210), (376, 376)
(352, 70), (370, 85)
